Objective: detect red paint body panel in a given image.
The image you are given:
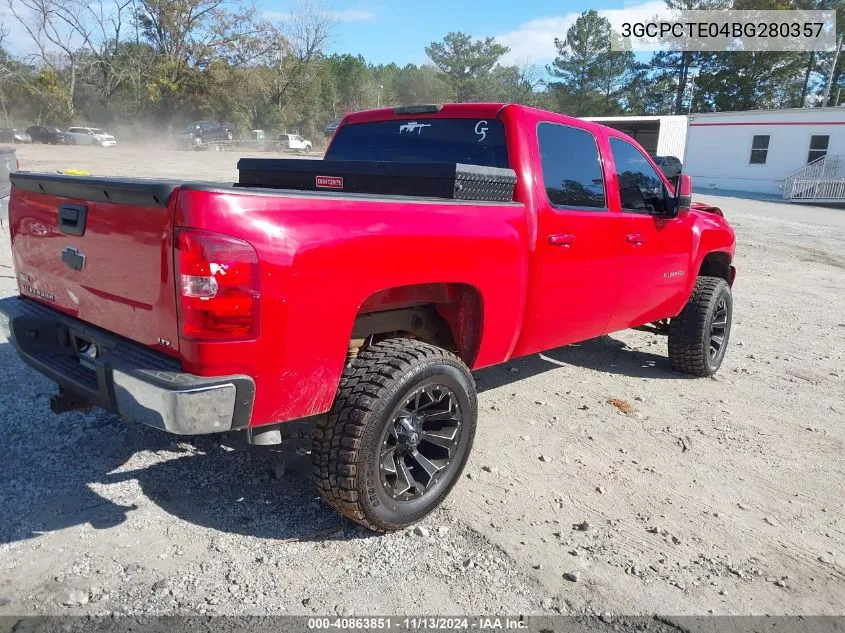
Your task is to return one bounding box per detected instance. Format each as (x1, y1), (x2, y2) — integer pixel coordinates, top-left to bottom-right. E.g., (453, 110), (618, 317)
(173, 187), (529, 425)
(7, 103), (736, 429)
(9, 189), (181, 357)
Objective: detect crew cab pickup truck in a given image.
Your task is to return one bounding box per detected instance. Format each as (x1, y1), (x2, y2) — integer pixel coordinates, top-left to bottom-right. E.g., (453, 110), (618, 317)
(0, 104), (736, 532)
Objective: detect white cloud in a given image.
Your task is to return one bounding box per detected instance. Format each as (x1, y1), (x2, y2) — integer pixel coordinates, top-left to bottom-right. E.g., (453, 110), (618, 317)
(263, 5), (375, 24)
(496, 0), (670, 65)
(332, 7), (375, 22)
(263, 10), (292, 21)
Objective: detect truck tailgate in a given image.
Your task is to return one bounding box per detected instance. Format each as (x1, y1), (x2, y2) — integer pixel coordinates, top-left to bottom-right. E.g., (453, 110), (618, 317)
(8, 173), (181, 355)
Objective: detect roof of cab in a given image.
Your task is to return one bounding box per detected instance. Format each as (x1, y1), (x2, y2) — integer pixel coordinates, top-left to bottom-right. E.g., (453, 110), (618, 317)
(344, 103), (510, 124)
(342, 103), (615, 137)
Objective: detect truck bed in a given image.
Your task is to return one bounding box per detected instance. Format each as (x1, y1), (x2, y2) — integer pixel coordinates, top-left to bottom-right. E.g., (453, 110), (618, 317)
(7, 171), (527, 426)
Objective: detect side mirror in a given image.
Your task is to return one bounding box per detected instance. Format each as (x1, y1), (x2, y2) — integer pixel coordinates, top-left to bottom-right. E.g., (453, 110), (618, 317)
(673, 174), (692, 215)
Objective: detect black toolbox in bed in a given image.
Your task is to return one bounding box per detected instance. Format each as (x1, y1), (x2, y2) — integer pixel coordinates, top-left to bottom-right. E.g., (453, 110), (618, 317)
(236, 159), (517, 203)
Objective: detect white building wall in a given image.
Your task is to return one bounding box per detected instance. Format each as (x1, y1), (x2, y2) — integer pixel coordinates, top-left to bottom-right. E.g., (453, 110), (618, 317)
(683, 108), (845, 195)
(583, 115), (688, 158)
(655, 116), (688, 158)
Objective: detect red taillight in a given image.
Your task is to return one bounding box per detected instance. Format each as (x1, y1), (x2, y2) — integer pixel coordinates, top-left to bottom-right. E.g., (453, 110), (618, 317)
(175, 228), (260, 341)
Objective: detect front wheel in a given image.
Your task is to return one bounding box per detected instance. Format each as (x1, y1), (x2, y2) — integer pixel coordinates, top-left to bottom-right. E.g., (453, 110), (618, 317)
(313, 338), (477, 532)
(668, 276), (733, 377)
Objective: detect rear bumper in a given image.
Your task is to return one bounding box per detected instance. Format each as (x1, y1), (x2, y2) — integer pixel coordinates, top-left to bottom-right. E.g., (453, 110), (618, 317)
(0, 296), (255, 435)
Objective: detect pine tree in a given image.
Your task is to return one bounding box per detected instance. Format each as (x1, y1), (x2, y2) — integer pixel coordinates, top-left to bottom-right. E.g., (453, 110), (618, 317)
(425, 32), (509, 102)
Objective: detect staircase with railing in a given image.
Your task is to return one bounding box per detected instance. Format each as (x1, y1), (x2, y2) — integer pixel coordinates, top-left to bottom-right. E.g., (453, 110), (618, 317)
(782, 155), (845, 203)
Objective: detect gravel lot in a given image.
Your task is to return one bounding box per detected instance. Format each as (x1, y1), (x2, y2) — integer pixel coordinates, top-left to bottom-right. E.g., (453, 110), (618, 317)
(0, 143), (843, 618)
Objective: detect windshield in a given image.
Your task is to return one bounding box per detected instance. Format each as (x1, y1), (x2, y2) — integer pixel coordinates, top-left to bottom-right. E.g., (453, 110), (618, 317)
(47, 127), (62, 133)
(326, 118), (509, 168)
(90, 128), (105, 134)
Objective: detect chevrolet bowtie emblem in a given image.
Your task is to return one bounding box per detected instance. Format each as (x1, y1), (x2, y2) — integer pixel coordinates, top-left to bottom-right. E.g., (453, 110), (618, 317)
(61, 247), (86, 271)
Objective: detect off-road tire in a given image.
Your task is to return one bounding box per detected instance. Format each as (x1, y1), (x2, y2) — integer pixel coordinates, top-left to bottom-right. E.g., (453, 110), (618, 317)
(313, 338), (477, 532)
(668, 276), (733, 377)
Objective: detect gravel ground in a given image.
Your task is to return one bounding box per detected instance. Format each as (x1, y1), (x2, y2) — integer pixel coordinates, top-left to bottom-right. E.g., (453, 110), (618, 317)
(0, 144), (843, 618)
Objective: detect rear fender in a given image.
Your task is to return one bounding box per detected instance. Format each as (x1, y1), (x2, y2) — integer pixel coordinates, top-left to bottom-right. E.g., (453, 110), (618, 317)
(355, 283), (484, 367)
(173, 186), (529, 427)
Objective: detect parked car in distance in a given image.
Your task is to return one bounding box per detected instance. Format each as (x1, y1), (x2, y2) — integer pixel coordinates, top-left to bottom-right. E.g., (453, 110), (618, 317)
(66, 127), (117, 147)
(180, 121), (235, 146)
(0, 128), (32, 144)
(279, 133), (313, 153)
(653, 155), (683, 179)
(324, 120), (340, 137)
(26, 125), (75, 145)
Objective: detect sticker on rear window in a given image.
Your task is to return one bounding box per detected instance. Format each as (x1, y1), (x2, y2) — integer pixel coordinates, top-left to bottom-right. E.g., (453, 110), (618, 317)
(399, 121), (431, 135)
(316, 175), (343, 189)
(475, 120), (488, 142)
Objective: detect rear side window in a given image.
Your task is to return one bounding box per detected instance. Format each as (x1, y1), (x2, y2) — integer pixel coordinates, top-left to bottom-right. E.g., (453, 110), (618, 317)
(537, 122), (606, 209)
(326, 118), (509, 168)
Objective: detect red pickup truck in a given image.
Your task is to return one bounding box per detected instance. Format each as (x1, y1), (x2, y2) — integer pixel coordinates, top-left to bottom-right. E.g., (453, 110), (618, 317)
(0, 103), (735, 532)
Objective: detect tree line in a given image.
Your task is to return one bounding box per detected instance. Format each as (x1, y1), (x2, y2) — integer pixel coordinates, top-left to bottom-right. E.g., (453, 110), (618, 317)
(0, 0), (842, 141)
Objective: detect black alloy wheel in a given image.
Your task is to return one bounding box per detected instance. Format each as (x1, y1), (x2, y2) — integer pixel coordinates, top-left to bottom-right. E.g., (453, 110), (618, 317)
(379, 384), (463, 501)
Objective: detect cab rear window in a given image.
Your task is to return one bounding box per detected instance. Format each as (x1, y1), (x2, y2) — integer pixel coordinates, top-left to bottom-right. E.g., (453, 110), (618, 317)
(326, 118), (509, 168)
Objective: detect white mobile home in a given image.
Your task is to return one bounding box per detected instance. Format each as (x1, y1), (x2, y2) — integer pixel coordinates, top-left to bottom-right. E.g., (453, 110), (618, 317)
(585, 108), (845, 202)
(684, 108), (845, 200)
(584, 115), (689, 159)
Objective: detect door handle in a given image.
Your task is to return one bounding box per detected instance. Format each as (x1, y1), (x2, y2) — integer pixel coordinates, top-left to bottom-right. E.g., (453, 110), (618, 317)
(549, 234), (576, 247)
(58, 204), (88, 236)
(626, 233), (644, 246)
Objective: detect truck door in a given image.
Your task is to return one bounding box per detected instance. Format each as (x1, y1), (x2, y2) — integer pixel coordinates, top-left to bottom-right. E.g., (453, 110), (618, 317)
(521, 122), (623, 355)
(604, 135), (693, 330)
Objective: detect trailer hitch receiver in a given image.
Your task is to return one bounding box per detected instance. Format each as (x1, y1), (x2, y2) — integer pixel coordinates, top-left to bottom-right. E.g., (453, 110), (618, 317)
(50, 388), (91, 414)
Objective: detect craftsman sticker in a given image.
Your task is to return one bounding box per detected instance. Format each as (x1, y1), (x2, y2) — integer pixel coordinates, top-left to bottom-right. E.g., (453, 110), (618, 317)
(316, 175), (344, 189)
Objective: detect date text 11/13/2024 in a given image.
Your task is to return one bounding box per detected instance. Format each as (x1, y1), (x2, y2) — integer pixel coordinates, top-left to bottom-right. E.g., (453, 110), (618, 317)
(308, 617), (529, 630)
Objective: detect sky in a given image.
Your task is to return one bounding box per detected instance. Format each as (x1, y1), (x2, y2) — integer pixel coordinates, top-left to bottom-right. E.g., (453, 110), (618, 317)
(1, 0), (672, 67)
(273, 0), (674, 67)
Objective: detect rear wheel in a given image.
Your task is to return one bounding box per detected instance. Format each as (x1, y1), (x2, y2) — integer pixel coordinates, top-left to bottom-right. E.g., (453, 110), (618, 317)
(313, 338), (477, 532)
(668, 276), (733, 376)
